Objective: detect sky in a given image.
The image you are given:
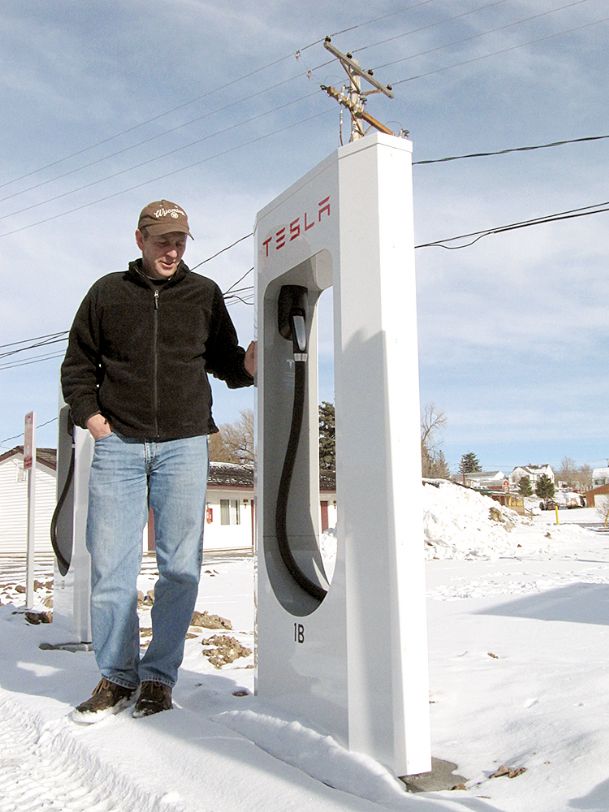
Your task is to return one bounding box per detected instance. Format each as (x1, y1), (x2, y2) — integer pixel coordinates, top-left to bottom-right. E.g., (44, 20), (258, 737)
(1, 0), (609, 475)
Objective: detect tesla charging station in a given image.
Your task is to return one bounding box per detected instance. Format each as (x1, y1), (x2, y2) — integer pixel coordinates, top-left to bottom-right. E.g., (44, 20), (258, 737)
(255, 132), (431, 777)
(50, 402), (93, 648)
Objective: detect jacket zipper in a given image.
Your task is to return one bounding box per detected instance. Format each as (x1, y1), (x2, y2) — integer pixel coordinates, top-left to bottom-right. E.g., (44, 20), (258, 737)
(153, 289), (160, 437)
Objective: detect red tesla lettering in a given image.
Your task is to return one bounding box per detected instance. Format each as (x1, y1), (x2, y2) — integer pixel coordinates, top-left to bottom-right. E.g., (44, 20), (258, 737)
(275, 227), (286, 250)
(289, 218), (301, 241)
(318, 196), (330, 220)
(261, 195), (332, 260)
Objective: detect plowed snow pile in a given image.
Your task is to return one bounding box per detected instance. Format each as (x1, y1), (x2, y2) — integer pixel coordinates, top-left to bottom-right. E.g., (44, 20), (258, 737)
(422, 480), (588, 560)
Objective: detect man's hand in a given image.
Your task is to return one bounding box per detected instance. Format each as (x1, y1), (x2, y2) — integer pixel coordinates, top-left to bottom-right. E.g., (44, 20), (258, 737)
(86, 413), (112, 440)
(244, 341), (257, 378)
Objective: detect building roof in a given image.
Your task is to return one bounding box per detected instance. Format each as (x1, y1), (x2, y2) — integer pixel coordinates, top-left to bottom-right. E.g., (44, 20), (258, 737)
(209, 462), (253, 488)
(0, 445), (57, 472)
(0, 449), (337, 491)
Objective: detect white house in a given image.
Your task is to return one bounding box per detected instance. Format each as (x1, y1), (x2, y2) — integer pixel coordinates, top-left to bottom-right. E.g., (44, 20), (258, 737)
(0, 446), (57, 556)
(592, 467), (609, 488)
(510, 464), (555, 488)
(192, 462), (337, 553)
(462, 470), (506, 489)
(0, 448), (337, 559)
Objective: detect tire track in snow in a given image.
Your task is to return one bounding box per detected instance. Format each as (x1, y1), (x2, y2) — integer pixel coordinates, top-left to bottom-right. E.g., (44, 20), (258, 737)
(0, 694), (184, 812)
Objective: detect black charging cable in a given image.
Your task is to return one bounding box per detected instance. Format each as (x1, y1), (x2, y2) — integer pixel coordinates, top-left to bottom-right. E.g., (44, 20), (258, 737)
(49, 412), (74, 576)
(276, 286), (328, 601)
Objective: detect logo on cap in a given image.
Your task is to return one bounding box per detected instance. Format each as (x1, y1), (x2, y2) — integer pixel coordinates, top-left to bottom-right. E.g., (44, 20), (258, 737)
(138, 199), (193, 238)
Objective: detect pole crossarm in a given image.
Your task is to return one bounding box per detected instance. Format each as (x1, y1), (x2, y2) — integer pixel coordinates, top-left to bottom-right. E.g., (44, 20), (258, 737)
(323, 38), (394, 98)
(322, 37), (395, 141)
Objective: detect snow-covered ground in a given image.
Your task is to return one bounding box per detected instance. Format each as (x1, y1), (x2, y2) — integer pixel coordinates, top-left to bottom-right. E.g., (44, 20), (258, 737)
(2, 483), (609, 811)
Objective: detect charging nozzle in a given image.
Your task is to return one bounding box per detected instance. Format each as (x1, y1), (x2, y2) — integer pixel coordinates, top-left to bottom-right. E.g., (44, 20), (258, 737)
(278, 285), (308, 356)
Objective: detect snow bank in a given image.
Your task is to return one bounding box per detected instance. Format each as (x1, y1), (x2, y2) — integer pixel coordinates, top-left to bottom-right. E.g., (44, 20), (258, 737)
(423, 481), (535, 560)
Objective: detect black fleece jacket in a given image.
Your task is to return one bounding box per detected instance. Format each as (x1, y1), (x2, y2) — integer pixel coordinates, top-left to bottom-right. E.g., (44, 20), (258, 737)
(61, 259), (253, 440)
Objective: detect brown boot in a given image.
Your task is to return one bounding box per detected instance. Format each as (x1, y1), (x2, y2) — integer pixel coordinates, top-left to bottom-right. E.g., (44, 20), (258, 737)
(132, 681), (173, 718)
(71, 678), (137, 724)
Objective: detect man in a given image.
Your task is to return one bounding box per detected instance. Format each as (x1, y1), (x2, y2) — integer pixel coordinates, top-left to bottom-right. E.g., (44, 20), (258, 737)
(61, 200), (256, 722)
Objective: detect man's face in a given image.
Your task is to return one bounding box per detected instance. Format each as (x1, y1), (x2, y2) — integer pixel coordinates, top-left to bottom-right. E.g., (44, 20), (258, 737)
(136, 229), (187, 279)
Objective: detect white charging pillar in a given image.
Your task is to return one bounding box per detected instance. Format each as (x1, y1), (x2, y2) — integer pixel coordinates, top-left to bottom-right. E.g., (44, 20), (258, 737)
(255, 133), (431, 777)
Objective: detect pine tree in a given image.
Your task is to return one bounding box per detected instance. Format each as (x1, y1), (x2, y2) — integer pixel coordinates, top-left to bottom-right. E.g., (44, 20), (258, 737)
(535, 473), (555, 500)
(459, 452), (481, 474)
(518, 475), (533, 497)
(318, 401), (335, 471)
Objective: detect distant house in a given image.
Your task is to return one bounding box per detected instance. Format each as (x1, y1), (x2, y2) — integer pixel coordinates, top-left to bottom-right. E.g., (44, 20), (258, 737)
(592, 467), (609, 488)
(0, 446), (57, 556)
(0, 447), (337, 558)
(510, 464), (555, 488)
(583, 484), (609, 510)
(462, 470), (505, 489)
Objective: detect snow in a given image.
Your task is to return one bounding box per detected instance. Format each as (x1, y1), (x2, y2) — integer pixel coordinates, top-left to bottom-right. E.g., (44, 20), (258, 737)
(2, 482), (609, 810)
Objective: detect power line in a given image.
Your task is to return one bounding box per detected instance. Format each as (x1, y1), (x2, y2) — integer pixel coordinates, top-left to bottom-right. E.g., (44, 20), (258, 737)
(415, 199), (609, 250)
(2, 6), (598, 237)
(0, 417), (58, 448)
(191, 238), (254, 272)
(0, 336), (68, 361)
(413, 134), (609, 165)
(391, 11), (609, 86)
(376, 0), (595, 72)
(328, 0), (439, 38)
(0, 39), (325, 194)
(0, 79), (322, 208)
(0, 108), (332, 239)
(0, 0), (440, 196)
(0, 91), (321, 224)
(353, 0), (511, 55)
(223, 267), (254, 295)
(0, 331), (68, 350)
(0, 351), (65, 371)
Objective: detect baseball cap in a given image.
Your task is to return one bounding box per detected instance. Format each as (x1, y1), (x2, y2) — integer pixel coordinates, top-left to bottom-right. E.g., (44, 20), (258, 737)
(137, 200), (193, 238)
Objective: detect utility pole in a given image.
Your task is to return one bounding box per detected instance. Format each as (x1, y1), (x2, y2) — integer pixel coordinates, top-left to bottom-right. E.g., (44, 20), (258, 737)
(321, 37), (401, 142)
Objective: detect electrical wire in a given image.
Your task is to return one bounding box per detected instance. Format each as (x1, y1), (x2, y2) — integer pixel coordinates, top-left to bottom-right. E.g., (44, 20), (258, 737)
(0, 417), (58, 448)
(328, 0), (439, 38)
(1, 4), (599, 237)
(0, 351), (65, 371)
(1, 0), (534, 210)
(0, 80), (322, 208)
(0, 331), (68, 350)
(0, 108), (332, 239)
(0, 0), (439, 196)
(352, 0), (511, 55)
(413, 134), (609, 165)
(0, 335), (68, 360)
(185, 241), (252, 272)
(0, 91), (322, 224)
(0, 39), (326, 194)
(415, 199), (609, 250)
(391, 12), (609, 86)
(375, 0), (595, 72)
(222, 267), (254, 295)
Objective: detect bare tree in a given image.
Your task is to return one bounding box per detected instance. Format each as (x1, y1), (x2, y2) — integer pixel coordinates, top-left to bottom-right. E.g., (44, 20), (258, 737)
(421, 403), (448, 478)
(208, 409), (254, 465)
(556, 457), (593, 490)
(556, 456), (578, 487)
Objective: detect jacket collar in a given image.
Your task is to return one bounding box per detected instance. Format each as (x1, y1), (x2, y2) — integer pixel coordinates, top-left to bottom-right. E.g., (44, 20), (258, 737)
(128, 258), (189, 288)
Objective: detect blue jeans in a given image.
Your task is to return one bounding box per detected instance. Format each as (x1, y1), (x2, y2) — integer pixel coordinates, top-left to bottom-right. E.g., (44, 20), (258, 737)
(86, 432), (208, 689)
